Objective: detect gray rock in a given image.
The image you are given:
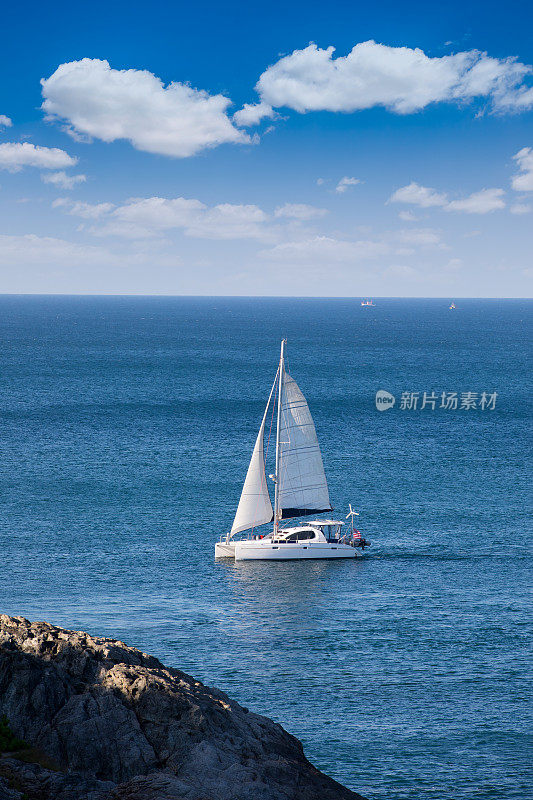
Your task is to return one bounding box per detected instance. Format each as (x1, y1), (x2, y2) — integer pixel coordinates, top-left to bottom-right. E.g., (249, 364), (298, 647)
(0, 757), (112, 799)
(0, 615), (366, 799)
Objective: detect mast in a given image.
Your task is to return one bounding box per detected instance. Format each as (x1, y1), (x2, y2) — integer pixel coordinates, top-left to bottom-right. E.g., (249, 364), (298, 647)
(273, 339), (285, 533)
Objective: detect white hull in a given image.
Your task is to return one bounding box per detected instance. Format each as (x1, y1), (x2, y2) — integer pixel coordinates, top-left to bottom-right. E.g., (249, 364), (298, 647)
(234, 541), (357, 561)
(214, 541), (236, 558)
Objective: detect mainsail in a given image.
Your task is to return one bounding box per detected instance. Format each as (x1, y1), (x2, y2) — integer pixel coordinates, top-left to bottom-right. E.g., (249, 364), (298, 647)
(230, 372), (277, 536)
(277, 372), (332, 519)
(229, 342), (331, 537)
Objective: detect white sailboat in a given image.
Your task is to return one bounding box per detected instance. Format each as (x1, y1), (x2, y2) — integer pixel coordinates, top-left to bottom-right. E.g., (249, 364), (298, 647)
(215, 340), (370, 561)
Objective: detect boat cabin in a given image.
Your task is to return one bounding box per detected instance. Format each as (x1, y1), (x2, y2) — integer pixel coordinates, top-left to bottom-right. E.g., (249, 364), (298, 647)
(306, 519), (345, 542)
(263, 520), (346, 544)
(269, 526), (325, 544)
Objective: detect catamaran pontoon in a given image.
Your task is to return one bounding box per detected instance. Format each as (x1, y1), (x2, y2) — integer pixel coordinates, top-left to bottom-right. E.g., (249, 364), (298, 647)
(215, 340), (370, 561)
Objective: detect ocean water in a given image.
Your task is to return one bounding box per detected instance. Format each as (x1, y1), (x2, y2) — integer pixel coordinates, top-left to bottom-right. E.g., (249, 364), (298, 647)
(0, 296), (531, 800)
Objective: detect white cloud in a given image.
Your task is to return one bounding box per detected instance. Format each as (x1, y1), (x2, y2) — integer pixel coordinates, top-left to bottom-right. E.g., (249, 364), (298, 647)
(41, 170), (86, 189)
(260, 235), (390, 263)
(233, 102), (275, 126)
(510, 202), (532, 214)
(512, 147), (533, 191)
(185, 202), (270, 240)
(398, 210), (419, 221)
(59, 195), (274, 241)
(390, 182), (506, 213)
(0, 234), (183, 290)
(253, 41), (533, 116)
(274, 203), (328, 220)
(316, 178), (325, 186)
(0, 115), (12, 128)
(110, 197), (204, 235)
(53, 198), (115, 218)
(389, 181), (448, 207)
(0, 233), (118, 268)
(495, 87), (533, 111)
(0, 142), (77, 172)
(445, 188), (505, 213)
(41, 58), (252, 158)
(335, 176), (361, 194)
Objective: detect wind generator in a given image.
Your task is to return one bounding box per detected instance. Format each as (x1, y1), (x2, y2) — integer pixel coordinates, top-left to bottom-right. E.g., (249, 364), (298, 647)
(345, 504), (371, 550)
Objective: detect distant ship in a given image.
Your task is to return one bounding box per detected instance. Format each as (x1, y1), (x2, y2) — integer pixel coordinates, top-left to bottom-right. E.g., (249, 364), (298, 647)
(361, 299), (375, 307)
(449, 301), (456, 310)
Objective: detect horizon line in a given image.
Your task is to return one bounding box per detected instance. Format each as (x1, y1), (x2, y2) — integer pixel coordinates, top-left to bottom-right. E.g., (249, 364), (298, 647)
(0, 294), (531, 300)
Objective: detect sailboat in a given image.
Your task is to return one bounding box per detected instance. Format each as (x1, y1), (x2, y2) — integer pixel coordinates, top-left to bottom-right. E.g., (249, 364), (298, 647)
(449, 301), (456, 310)
(215, 340), (370, 561)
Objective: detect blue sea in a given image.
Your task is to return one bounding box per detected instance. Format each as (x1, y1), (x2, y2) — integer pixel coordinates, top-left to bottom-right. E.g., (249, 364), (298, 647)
(0, 296), (531, 800)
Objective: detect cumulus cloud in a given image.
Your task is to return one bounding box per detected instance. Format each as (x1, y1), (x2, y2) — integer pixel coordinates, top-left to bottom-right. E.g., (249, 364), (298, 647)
(390, 182), (506, 213)
(389, 182), (448, 207)
(512, 147), (533, 191)
(335, 176), (361, 193)
(41, 171), (86, 189)
(252, 41), (533, 116)
(0, 142), (77, 172)
(274, 203), (328, 219)
(53, 198), (115, 218)
(259, 235), (390, 262)
(495, 87), (533, 111)
(183, 202), (270, 240)
(41, 59), (252, 158)
(445, 188), (505, 213)
(0, 115), (12, 128)
(233, 102), (275, 126)
(57, 195), (274, 241)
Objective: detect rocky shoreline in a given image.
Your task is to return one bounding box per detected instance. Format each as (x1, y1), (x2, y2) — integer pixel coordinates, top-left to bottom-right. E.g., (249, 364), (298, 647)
(0, 615), (366, 800)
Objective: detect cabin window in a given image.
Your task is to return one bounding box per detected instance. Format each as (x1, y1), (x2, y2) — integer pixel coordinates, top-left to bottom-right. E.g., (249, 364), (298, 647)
(280, 529), (316, 542)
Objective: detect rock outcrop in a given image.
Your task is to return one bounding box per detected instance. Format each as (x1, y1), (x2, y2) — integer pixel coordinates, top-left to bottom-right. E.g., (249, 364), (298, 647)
(0, 615), (365, 800)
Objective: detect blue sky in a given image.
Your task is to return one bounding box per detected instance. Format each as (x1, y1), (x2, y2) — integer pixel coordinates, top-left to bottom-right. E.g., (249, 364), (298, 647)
(0, 0), (532, 296)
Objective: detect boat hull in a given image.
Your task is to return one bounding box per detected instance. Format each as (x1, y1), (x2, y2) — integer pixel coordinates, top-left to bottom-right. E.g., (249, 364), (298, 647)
(234, 541), (357, 561)
(214, 542), (236, 558)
